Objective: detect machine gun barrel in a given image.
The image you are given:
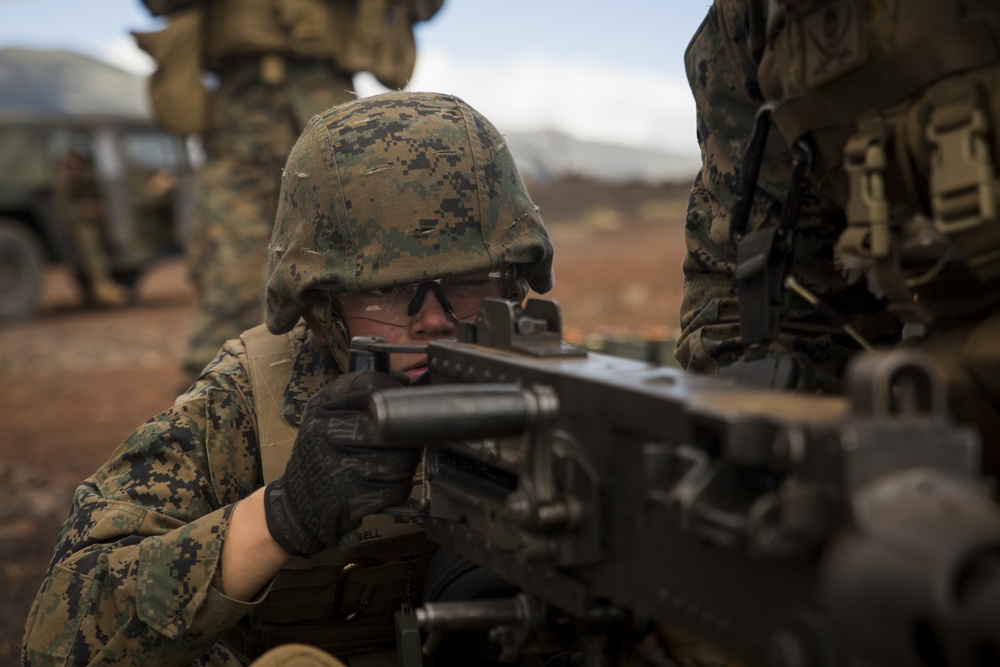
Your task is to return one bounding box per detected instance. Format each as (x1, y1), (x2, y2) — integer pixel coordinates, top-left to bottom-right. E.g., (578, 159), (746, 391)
(370, 385), (549, 446)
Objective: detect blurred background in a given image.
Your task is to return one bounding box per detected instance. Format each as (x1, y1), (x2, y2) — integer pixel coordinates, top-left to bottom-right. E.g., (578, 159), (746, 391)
(1, 1), (705, 158)
(0, 1), (708, 661)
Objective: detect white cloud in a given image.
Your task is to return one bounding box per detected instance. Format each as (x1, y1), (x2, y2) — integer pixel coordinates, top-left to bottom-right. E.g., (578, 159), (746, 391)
(97, 35), (155, 76)
(357, 47), (699, 158)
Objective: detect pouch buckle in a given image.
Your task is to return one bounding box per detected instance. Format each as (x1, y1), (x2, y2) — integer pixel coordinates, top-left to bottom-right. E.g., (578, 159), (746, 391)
(843, 121), (891, 257)
(927, 99), (998, 234)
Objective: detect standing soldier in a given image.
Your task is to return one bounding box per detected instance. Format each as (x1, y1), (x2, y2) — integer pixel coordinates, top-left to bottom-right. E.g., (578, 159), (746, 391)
(676, 0), (1000, 480)
(135, 0), (445, 383)
(54, 144), (131, 308)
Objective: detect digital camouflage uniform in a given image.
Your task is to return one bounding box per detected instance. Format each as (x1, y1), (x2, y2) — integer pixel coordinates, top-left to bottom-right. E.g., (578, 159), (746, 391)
(677, 0), (1000, 479)
(139, 0), (444, 379)
(23, 92), (554, 667)
(184, 58), (355, 379)
(23, 322), (328, 666)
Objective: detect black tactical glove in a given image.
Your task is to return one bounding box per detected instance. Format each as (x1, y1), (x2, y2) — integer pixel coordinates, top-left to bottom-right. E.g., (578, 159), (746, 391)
(263, 370), (418, 558)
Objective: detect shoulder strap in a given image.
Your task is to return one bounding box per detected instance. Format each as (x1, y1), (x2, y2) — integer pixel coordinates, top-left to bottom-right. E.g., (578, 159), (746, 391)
(241, 324), (298, 484)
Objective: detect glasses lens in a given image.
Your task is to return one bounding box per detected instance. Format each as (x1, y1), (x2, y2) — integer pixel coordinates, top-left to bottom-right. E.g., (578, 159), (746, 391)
(438, 273), (507, 320)
(337, 271), (508, 326)
(336, 285), (417, 325)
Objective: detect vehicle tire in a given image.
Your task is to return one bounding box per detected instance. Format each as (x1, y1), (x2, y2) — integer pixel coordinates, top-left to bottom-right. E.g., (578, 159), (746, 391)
(0, 218), (46, 323)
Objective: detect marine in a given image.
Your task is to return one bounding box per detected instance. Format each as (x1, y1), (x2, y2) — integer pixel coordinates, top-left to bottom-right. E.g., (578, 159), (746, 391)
(23, 91), (554, 667)
(677, 0), (1000, 480)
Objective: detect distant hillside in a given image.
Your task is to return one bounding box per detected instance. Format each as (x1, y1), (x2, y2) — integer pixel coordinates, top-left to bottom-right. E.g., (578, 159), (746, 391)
(0, 48), (149, 118)
(506, 130), (700, 185)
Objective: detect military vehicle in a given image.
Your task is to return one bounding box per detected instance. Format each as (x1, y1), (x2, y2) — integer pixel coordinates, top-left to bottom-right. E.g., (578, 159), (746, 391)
(0, 113), (197, 323)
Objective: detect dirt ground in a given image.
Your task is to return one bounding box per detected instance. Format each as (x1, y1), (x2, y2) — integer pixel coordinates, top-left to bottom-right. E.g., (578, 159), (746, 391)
(0, 176), (692, 662)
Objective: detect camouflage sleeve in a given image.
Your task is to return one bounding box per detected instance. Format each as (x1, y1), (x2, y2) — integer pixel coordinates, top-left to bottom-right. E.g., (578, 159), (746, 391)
(22, 350), (263, 666)
(674, 0), (900, 390)
(675, 0), (792, 375)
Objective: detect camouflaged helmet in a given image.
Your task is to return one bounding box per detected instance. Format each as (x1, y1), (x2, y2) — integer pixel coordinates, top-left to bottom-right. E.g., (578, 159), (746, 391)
(265, 91), (555, 336)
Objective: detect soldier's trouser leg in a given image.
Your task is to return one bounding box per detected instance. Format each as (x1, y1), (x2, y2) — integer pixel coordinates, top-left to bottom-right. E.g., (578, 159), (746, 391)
(71, 217), (129, 307)
(249, 644), (348, 667)
(180, 62), (354, 379)
(915, 312), (1000, 484)
(182, 157), (277, 377)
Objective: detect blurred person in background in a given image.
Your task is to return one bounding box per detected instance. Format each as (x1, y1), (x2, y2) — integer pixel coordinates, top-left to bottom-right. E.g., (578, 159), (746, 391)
(676, 0), (1000, 482)
(54, 142), (132, 308)
(134, 0), (444, 384)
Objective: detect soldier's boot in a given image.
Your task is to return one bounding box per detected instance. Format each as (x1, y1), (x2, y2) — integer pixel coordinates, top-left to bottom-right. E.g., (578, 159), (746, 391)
(73, 225), (132, 308)
(88, 276), (131, 308)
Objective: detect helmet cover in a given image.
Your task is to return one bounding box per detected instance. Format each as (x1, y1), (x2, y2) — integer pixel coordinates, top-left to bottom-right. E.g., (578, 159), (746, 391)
(266, 91), (555, 334)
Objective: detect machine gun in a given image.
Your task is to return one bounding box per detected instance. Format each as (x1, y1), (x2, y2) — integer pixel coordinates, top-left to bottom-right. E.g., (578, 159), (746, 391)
(350, 298), (1000, 667)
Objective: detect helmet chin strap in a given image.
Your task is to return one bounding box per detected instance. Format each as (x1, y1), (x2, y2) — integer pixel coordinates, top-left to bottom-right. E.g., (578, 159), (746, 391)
(308, 296), (352, 374)
(325, 318), (352, 374)
(511, 274), (529, 302)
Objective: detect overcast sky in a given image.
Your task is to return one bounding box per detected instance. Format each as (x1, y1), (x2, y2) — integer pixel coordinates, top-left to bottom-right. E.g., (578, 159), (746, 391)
(0, 1), (709, 157)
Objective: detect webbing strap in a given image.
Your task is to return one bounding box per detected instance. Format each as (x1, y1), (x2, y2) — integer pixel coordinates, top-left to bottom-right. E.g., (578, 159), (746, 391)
(771, 20), (1000, 143)
(241, 324), (299, 484)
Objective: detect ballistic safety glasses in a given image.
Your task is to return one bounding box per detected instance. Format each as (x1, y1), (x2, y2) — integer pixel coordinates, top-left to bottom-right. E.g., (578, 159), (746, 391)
(334, 270), (511, 326)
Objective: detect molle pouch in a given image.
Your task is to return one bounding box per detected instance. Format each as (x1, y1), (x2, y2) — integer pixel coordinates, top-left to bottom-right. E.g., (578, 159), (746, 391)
(276, 0), (341, 60)
(334, 0), (417, 89)
(203, 0), (289, 64)
(133, 7), (209, 135)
